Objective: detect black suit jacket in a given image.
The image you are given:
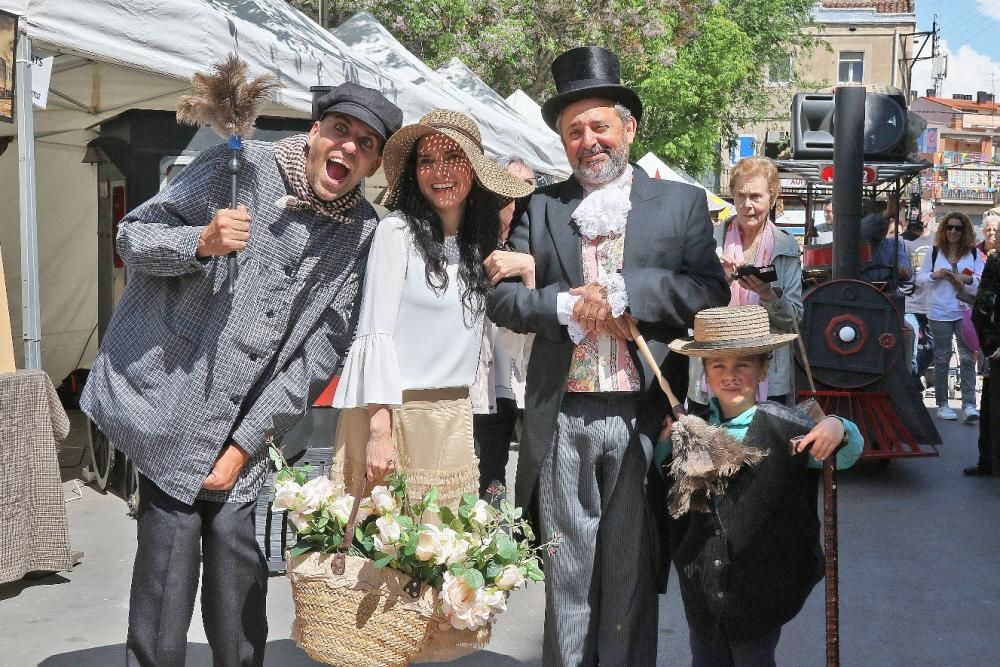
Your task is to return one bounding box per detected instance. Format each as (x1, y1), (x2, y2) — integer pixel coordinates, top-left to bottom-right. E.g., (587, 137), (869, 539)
(487, 167), (730, 510)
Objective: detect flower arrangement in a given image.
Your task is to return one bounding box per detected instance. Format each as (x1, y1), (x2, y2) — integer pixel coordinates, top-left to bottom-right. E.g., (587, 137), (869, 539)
(270, 449), (555, 632)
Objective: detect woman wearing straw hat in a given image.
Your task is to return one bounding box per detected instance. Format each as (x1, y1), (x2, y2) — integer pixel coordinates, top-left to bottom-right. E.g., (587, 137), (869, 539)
(331, 110), (533, 513)
(662, 305), (862, 666)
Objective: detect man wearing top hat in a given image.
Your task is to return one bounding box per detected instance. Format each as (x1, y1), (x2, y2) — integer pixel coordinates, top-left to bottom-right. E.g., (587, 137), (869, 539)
(488, 47), (729, 664)
(81, 83), (402, 667)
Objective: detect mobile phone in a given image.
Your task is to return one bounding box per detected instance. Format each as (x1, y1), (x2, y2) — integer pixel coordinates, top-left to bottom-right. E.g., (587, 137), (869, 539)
(735, 264), (778, 283)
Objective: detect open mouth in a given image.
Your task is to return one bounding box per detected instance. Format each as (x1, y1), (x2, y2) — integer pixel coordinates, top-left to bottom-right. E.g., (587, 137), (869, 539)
(326, 158), (351, 182)
(431, 183), (456, 192)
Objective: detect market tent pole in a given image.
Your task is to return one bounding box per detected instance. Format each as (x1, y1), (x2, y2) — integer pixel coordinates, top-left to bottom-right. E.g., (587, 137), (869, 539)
(15, 29), (41, 369)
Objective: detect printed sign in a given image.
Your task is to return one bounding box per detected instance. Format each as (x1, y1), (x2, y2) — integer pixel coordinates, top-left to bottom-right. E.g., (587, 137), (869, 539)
(31, 50), (53, 109)
(0, 11), (16, 123)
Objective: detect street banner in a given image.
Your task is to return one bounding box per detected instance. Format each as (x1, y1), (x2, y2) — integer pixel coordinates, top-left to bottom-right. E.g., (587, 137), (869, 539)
(0, 11), (15, 123)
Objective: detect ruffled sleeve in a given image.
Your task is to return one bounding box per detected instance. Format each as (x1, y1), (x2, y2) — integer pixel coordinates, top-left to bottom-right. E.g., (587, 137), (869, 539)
(333, 216), (409, 408)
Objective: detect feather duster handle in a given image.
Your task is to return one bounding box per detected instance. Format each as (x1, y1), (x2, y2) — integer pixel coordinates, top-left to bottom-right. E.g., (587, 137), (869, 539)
(176, 54), (282, 295)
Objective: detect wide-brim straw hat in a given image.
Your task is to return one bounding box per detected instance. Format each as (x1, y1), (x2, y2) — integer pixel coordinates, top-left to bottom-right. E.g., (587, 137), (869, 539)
(379, 109), (535, 210)
(668, 305), (798, 358)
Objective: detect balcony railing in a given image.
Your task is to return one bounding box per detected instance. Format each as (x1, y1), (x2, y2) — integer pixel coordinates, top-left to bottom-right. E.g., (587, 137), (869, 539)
(937, 186), (995, 202)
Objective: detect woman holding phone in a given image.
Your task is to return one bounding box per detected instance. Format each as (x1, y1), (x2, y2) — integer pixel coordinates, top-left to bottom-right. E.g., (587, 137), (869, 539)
(687, 156), (803, 410)
(916, 211), (985, 422)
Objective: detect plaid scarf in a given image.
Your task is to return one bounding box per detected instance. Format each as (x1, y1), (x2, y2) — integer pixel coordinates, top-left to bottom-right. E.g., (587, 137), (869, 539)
(273, 134), (363, 222)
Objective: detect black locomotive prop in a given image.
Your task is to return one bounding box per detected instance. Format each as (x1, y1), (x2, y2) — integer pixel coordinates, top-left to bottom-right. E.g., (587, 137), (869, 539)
(778, 88), (941, 463)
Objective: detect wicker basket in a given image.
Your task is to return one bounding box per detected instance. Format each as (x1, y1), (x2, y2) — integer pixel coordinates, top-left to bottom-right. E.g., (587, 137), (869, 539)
(288, 552), (441, 667)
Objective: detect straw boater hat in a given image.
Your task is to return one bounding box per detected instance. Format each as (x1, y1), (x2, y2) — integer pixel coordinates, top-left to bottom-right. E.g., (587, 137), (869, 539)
(380, 109), (534, 209)
(668, 305), (798, 358)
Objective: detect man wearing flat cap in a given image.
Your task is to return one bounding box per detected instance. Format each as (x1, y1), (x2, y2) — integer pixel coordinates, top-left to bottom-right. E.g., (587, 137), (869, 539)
(82, 81), (403, 666)
(488, 47), (729, 664)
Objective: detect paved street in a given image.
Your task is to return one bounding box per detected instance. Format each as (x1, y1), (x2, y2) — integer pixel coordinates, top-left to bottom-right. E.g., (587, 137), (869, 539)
(1, 400), (998, 666)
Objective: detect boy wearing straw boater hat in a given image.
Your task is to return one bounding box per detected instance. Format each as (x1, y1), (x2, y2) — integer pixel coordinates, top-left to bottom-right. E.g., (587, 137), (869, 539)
(488, 46), (730, 664)
(662, 305), (862, 665)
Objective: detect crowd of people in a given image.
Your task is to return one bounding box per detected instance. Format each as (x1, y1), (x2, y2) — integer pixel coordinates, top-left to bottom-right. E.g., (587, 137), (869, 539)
(75, 43), (998, 667)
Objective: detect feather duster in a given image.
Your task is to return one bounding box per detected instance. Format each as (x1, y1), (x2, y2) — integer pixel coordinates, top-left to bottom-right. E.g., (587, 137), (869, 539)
(176, 53), (282, 138)
(666, 415), (768, 519)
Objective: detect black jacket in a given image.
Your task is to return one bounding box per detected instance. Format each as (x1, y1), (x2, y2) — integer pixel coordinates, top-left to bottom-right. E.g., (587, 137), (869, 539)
(668, 402), (824, 642)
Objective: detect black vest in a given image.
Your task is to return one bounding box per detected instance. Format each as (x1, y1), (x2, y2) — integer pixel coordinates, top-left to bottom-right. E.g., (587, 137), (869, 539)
(668, 402), (824, 642)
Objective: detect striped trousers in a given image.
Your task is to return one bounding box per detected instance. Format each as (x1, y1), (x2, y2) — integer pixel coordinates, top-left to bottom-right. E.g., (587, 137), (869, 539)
(539, 392), (659, 666)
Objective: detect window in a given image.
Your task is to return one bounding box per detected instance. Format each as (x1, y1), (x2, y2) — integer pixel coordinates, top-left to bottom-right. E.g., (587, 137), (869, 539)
(838, 51), (864, 83)
(767, 53), (793, 84)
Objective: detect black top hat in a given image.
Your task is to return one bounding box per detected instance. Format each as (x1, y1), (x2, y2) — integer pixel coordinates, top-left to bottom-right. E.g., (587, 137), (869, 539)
(541, 46), (643, 131)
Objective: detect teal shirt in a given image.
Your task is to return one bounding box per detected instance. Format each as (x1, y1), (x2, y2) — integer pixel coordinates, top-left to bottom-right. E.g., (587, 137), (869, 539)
(654, 399), (864, 471)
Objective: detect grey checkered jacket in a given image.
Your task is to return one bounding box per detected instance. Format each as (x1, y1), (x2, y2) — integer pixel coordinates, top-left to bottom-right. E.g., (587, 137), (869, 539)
(80, 140), (378, 505)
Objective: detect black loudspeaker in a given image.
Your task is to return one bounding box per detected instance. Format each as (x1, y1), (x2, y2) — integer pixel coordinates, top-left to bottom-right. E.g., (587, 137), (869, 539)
(310, 85), (333, 121)
(790, 92), (908, 160)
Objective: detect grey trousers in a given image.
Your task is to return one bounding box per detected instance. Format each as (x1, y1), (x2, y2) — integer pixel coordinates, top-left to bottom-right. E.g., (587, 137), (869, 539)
(929, 318), (977, 408)
(126, 475), (268, 667)
(538, 393), (659, 666)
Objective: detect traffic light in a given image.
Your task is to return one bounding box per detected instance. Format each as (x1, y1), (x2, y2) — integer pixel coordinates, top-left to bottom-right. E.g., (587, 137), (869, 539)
(790, 91), (908, 161)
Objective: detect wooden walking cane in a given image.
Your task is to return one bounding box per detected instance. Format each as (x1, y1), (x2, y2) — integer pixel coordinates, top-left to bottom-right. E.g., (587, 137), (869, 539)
(176, 55), (281, 295)
(792, 318), (840, 667)
(626, 319), (686, 419)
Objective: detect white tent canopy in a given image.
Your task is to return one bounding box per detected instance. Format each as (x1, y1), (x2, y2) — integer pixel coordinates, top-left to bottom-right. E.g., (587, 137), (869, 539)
(333, 14), (569, 178)
(0, 1), (574, 378)
(505, 89), (550, 135)
(436, 58), (569, 174)
(637, 152), (733, 215)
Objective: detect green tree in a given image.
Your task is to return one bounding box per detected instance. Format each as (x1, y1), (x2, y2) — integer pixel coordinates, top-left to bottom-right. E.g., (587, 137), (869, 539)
(288, 0), (816, 174)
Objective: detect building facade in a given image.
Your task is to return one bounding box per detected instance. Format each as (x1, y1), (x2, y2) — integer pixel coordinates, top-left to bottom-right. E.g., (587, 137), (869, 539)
(722, 0), (916, 195)
(910, 94), (1000, 221)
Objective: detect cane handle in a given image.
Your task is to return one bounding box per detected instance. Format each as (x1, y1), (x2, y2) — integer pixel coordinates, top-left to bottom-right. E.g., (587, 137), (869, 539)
(627, 319), (686, 418)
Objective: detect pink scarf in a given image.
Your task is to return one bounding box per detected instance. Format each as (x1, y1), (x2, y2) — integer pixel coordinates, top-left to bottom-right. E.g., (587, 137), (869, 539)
(723, 217), (776, 306)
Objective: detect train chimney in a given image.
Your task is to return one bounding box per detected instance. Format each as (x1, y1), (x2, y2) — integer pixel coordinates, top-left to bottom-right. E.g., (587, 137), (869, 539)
(832, 86), (866, 281)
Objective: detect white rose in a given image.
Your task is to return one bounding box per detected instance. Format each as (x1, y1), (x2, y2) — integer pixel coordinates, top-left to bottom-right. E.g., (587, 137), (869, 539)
(374, 535), (398, 556)
(329, 494), (355, 524)
(415, 525), (442, 562)
(298, 476), (335, 513)
(495, 565), (525, 591)
(272, 479), (302, 511)
(478, 586), (507, 616)
(440, 573), (480, 630)
(437, 527), (470, 566)
(369, 485), (397, 515)
(375, 515), (402, 545)
(287, 509), (311, 533)
(469, 499), (491, 527)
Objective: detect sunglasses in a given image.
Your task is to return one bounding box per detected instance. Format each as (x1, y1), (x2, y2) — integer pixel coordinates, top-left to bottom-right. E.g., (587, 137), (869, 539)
(945, 224), (964, 231)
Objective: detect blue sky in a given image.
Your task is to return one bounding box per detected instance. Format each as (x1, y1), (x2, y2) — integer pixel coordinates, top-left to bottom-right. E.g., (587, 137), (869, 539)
(911, 0), (1000, 96)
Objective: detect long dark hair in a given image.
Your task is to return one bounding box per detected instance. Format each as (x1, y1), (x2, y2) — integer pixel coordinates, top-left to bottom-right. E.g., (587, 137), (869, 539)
(393, 148), (505, 324)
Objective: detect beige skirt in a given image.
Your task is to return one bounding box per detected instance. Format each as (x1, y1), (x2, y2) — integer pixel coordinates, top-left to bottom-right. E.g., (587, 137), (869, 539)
(330, 388), (480, 511)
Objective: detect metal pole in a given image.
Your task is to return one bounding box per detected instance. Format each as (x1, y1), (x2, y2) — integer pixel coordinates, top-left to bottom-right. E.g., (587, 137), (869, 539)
(832, 86), (866, 281)
(16, 31), (41, 369)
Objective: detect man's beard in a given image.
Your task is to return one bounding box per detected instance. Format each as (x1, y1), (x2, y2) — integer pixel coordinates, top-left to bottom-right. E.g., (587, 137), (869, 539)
(572, 143), (628, 187)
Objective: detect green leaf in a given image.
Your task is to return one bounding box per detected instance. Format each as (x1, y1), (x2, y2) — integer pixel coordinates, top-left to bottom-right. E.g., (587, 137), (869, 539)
(525, 559), (544, 582)
(485, 562), (503, 580)
(288, 544), (311, 557)
(373, 555), (393, 568)
(422, 487), (440, 505)
(448, 563), (467, 577)
(438, 506), (456, 525)
(495, 534), (517, 561)
(463, 568), (485, 590)
(461, 493), (477, 508)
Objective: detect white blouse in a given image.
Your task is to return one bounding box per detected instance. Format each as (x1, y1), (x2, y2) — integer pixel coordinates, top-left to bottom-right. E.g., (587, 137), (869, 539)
(333, 214), (485, 408)
(915, 247), (984, 322)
